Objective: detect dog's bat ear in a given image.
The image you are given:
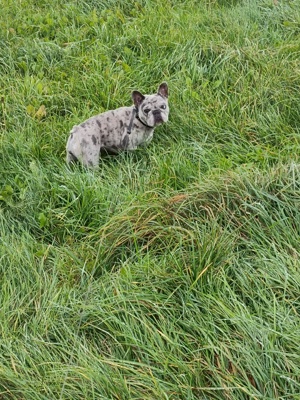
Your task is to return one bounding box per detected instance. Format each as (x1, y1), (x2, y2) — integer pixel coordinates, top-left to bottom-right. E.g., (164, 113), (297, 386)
(158, 82), (168, 98)
(132, 91), (145, 107)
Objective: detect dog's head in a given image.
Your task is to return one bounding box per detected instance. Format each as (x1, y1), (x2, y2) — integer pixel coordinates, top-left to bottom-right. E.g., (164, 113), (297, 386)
(132, 82), (169, 128)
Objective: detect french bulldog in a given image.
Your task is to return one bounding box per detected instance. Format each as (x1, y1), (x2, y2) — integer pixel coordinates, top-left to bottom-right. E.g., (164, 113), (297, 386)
(66, 82), (169, 167)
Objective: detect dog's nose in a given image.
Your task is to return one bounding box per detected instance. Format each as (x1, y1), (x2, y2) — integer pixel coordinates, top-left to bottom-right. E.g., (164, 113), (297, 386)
(152, 109), (161, 116)
(152, 109), (163, 124)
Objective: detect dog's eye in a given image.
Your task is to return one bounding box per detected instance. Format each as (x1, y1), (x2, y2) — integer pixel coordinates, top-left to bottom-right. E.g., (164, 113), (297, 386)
(160, 104), (166, 110)
(144, 108), (151, 114)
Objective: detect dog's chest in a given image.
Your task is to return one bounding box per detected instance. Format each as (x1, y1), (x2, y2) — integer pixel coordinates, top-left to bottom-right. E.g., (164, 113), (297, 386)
(126, 125), (153, 149)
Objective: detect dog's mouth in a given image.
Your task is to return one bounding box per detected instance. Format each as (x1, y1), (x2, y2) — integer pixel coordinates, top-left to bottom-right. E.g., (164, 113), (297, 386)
(153, 110), (164, 125)
(155, 118), (164, 125)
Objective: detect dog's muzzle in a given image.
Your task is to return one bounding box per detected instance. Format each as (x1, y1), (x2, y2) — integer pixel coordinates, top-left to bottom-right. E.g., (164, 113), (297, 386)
(153, 109), (163, 124)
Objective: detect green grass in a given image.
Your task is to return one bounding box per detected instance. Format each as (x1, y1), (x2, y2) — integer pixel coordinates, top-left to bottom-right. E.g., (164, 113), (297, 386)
(1, 0), (300, 398)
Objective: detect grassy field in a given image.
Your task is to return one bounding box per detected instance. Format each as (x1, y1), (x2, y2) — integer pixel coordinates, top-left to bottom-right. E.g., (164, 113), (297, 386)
(1, 0), (300, 398)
